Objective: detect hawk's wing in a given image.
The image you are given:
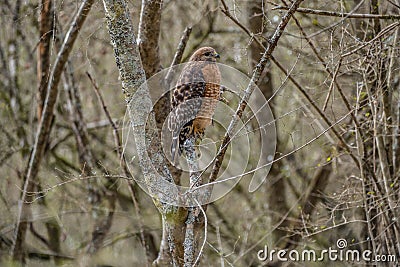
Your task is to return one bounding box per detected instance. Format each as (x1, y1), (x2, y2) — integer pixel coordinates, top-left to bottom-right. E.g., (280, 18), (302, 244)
(168, 82), (206, 131)
(168, 76), (207, 161)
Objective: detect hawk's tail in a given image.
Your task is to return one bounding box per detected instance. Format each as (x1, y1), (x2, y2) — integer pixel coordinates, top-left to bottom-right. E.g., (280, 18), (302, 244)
(171, 132), (179, 163)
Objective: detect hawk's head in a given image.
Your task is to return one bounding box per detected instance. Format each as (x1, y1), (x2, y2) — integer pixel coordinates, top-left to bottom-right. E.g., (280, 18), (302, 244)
(189, 47), (220, 62)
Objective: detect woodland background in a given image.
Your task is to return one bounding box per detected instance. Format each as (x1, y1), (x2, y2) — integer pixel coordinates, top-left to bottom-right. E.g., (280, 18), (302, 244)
(0, 0), (400, 266)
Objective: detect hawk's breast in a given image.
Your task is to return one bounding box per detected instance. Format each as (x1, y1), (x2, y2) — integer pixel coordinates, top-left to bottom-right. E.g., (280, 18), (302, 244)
(193, 63), (221, 132)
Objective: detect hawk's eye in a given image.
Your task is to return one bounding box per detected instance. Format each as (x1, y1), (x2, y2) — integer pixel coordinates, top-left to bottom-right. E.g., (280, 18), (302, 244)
(204, 52), (211, 56)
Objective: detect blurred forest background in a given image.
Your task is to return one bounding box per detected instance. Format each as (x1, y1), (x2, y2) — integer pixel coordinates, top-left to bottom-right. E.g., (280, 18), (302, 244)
(0, 0), (400, 266)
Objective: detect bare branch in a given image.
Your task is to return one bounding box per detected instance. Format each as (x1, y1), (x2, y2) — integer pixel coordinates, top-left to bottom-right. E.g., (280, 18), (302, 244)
(87, 71), (155, 262)
(219, 0), (362, 169)
(182, 136), (201, 266)
(164, 27), (192, 86)
(11, 0), (95, 260)
(171, 27), (192, 67)
(37, 0), (54, 120)
(64, 63), (96, 170)
(102, 1), (190, 265)
(138, 0), (163, 78)
(210, 0), (305, 183)
(342, 22), (400, 58)
(270, 4), (400, 19)
(271, 56), (360, 166)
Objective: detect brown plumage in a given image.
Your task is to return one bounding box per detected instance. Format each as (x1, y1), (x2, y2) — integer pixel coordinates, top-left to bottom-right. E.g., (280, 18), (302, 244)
(168, 47), (221, 161)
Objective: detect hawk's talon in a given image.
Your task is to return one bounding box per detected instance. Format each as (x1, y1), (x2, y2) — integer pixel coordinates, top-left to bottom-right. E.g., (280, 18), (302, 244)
(219, 95), (229, 104)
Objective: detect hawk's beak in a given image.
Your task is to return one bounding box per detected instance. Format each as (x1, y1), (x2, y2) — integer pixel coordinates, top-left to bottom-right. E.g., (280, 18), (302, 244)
(214, 53), (220, 59)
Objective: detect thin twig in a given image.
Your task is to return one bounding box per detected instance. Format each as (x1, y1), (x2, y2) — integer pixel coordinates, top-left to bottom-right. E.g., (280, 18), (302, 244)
(196, 108), (354, 191)
(16, 174), (130, 204)
(322, 59), (342, 111)
(170, 27), (192, 67)
(342, 22), (400, 57)
(87, 72), (120, 148)
(12, 0), (95, 259)
(209, 0), (305, 184)
(271, 56), (359, 166)
(287, 11), (364, 150)
(298, 0), (365, 39)
(220, 0), (255, 45)
(219, 0), (360, 168)
(165, 26), (192, 87)
(193, 199), (207, 267)
(64, 61), (96, 170)
(270, 4), (400, 19)
(215, 224), (224, 267)
(86, 71), (152, 263)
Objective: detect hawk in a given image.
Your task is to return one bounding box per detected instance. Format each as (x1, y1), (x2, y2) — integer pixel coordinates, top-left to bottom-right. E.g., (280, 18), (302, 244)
(168, 47), (221, 161)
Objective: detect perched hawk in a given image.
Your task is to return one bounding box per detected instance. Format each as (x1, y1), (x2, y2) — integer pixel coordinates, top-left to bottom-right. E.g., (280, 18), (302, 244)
(168, 47), (221, 161)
